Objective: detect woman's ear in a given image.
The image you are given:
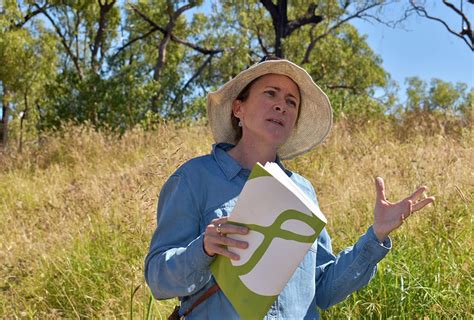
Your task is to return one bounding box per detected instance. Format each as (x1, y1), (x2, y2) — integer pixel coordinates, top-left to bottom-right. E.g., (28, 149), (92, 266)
(232, 99), (243, 119)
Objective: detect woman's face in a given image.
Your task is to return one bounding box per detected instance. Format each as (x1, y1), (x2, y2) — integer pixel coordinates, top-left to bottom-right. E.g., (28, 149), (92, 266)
(232, 74), (300, 148)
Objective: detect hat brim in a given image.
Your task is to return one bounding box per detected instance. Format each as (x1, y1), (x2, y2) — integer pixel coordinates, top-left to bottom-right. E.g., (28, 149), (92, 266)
(207, 60), (333, 160)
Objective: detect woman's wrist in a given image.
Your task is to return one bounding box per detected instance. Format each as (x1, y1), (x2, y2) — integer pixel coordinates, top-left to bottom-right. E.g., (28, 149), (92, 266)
(373, 225), (388, 243)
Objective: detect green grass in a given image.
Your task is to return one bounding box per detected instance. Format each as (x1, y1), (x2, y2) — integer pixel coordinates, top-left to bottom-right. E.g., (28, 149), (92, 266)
(0, 118), (472, 318)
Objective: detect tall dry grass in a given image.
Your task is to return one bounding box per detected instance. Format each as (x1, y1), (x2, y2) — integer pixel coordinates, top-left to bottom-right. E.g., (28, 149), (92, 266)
(0, 117), (472, 318)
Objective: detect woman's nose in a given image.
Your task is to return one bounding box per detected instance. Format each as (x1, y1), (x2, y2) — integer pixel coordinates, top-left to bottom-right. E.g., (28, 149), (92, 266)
(273, 104), (285, 113)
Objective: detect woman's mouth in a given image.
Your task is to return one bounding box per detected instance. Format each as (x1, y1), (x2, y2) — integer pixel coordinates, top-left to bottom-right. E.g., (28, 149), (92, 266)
(267, 118), (284, 127)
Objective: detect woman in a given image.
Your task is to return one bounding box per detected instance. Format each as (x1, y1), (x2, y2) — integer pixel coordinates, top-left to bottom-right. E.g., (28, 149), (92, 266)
(144, 58), (435, 319)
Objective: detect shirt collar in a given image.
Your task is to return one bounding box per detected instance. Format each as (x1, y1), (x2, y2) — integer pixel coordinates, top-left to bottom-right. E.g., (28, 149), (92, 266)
(211, 143), (289, 181)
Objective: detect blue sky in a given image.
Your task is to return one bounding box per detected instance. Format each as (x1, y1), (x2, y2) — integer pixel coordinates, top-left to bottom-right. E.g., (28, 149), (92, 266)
(351, 1), (473, 102)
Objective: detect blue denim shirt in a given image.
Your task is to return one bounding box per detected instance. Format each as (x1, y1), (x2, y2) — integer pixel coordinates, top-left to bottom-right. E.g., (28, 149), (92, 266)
(145, 143), (391, 319)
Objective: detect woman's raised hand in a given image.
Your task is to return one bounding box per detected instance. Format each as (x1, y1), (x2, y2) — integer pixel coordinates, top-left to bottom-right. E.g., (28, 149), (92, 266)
(373, 177), (435, 242)
(203, 217), (249, 260)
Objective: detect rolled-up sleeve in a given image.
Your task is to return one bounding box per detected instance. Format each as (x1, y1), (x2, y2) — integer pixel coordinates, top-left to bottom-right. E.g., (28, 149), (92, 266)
(315, 226), (391, 310)
(144, 173), (215, 299)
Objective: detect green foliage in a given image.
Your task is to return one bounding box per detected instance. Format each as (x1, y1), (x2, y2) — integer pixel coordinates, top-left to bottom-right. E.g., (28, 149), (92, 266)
(1, 0), (472, 146)
(404, 76), (471, 118)
(405, 76), (428, 112)
(39, 69), (158, 133)
(460, 88), (473, 121)
(0, 1), (58, 149)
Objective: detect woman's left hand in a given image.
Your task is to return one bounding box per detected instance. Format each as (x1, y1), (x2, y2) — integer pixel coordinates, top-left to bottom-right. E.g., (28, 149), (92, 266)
(372, 177), (435, 242)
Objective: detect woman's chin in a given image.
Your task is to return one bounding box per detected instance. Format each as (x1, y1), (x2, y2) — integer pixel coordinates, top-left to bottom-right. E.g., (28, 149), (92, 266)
(261, 134), (290, 149)
(242, 128), (291, 150)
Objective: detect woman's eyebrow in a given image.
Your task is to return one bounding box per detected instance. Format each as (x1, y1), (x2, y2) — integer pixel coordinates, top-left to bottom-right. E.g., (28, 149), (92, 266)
(264, 86), (298, 100)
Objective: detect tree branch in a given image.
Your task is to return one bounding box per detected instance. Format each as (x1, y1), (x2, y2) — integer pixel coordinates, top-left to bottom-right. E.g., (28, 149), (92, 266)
(286, 4), (323, 36)
(170, 54), (215, 112)
(259, 0), (288, 57)
(174, 3), (195, 19)
(12, 3), (49, 29)
(326, 84), (358, 93)
(34, 3), (84, 79)
(409, 0), (473, 51)
(129, 4), (226, 55)
(259, 0), (278, 22)
(256, 24), (271, 56)
(301, 2), (386, 64)
(259, 1), (326, 57)
(443, 0), (473, 45)
(443, 0), (471, 29)
(111, 27), (159, 59)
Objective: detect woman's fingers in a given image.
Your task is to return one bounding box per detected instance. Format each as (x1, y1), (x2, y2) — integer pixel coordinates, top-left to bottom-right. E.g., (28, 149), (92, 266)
(213, 232), (249, 249)
(206, 241), (241, 260)
(215, 222), (248, 236)
(403, 186), (435, 214)
(375, 177), (387, 202)
(204, 218), (227, 257)
(204, 218), (249, 259)
(405, 185), (428, 203)
(373, 178), (435, 241)
(206, 233), (248, 260)
(411, 196), (435, 212)
(403, 199), (413, 220)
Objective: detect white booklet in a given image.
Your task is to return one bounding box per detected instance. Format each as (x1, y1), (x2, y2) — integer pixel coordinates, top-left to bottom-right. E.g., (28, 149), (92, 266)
(211, 162), (327, 320)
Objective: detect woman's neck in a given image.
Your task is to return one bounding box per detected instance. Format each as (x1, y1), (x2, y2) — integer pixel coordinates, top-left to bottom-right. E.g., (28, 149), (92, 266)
(227, 138), (278, 170)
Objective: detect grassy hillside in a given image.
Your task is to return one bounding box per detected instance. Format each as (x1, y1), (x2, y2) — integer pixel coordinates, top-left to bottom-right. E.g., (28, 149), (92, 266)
(0, 118), (472, 319)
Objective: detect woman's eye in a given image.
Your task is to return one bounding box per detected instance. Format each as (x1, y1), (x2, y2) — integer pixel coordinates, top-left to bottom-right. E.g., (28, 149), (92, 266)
(287, 99), (297, 108)
(264, 90), (275, 97)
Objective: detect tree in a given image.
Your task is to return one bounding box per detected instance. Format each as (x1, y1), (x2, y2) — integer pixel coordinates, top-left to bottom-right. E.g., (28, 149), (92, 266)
(405, 76), (470, 115)
(0, 1), (57, 149)
(460, 88), (473, 123)
(32, 0), (136, 131)
(127, 0), (215, 111)
(3, 0), (452, 138)
(123, 0), (234, 116)
(32, 0), (120, 78)
(405, 77), (428, 112)
(259, 0), (323, 58)
(219, 0), (393, 116)
(256, 0), (405, 60)
(116, 1), (401, 118)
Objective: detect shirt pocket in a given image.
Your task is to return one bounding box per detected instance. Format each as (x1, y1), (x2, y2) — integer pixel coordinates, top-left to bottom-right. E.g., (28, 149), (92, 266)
(201, 198), (238, 231)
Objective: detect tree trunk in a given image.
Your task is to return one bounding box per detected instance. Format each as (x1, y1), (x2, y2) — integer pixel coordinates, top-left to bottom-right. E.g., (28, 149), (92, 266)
(154, 33), (171, 82)
(1, 86), (9, 148)
(151, 32), (172, 111)
(260, 0), (323, 58)
(91, 0), (116, 73)
(275, 23), (284, 58)
(19, 90), (29, 153)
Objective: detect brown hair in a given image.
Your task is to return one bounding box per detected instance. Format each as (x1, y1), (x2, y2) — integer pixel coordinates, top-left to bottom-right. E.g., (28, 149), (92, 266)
(231, 77), (261, 142)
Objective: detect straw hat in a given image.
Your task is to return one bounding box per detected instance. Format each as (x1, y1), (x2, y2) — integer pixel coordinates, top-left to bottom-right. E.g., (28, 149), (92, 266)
(207, 59), (333, 159)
